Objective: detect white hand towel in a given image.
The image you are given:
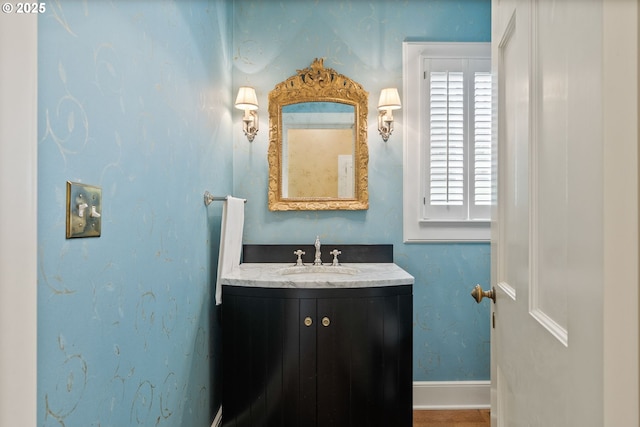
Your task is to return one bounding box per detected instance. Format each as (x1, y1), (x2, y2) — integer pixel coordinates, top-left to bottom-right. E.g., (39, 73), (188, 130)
(215, 196), (245, 305)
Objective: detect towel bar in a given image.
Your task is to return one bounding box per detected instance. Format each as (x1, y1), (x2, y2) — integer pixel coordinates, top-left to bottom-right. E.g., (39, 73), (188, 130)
(204, 191), (246, 206)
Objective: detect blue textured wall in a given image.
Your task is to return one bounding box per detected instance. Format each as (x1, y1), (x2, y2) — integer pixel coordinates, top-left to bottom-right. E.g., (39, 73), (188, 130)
(37, 1), (232, 425)
(232, 0), (492, 382)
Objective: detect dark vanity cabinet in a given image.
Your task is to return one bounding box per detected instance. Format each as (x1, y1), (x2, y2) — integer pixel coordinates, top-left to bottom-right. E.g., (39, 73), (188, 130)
(222, 285), (412, 427)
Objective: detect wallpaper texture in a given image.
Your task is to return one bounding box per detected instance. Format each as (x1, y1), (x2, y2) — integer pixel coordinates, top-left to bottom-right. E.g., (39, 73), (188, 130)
(37, 1), (231, 426)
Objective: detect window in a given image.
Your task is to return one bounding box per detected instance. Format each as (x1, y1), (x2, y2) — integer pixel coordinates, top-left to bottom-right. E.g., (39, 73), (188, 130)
(403, 42), (491, 242)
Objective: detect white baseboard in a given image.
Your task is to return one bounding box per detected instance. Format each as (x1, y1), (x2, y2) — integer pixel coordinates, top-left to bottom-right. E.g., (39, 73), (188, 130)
(211, 405), (222, 427)
(413, 381), (491, 410)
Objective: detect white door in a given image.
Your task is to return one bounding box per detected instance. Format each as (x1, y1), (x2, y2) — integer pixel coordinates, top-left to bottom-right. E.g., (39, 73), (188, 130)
(488, 0), (639, 426)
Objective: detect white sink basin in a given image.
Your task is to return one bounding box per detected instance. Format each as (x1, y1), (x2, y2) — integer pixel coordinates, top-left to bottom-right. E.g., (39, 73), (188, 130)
(278, 265), (360, 275)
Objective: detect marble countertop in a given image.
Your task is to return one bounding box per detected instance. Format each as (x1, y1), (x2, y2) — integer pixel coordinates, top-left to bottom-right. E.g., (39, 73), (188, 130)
(220, 263), (414, 289)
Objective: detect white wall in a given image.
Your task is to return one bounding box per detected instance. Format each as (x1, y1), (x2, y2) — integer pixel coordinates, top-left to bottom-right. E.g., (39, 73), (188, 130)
(0, 14), (38, 426)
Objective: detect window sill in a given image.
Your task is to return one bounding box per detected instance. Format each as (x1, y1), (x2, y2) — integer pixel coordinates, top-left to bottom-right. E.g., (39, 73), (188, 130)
(403, 220), (490, 243)
(418, 219), (490, 224)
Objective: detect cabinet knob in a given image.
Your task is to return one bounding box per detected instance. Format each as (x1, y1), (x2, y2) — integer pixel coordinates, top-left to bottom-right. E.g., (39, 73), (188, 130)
(304, 316), (313, 327)
(322, 317), (330, 327)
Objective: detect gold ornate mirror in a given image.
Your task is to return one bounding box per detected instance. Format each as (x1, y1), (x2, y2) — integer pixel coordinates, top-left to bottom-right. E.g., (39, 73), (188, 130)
(268, 58), (369, 211)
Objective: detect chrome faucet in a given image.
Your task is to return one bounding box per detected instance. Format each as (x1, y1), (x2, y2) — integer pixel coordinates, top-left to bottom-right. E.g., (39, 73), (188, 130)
(313, 236), (322, 265)
(329, 249), (341, 266)
(293, 249), (305, 266)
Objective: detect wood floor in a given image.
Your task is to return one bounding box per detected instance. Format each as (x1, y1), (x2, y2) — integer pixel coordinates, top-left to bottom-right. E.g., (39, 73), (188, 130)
(413, 410), (491, 427)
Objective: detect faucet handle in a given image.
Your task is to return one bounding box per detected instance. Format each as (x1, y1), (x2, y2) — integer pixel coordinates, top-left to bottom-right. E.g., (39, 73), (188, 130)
(294, 249), (305, 266)
(329, 249), (342, 266)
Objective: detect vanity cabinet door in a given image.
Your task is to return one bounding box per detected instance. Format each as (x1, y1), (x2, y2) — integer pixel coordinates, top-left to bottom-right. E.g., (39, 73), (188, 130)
(316, 293), (413, 427)
(223, 293), (304, 427)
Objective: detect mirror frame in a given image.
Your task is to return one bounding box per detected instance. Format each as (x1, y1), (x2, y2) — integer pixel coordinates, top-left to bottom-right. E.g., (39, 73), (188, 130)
(268, 58), (369, 211)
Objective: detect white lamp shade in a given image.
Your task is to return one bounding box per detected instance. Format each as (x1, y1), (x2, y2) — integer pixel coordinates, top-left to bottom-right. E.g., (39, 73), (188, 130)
(235, 86), (258, 110)
(377, 88), (401, 110)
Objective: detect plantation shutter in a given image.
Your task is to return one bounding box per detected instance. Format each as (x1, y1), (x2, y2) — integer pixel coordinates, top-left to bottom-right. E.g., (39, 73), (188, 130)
(422, 58), (491, 221)
(473, 71), (492, 209)
(429, 71), (465, 206)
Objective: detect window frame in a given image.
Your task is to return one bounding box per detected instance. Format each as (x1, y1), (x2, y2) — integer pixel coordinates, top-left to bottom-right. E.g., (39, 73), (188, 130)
(403, 42), (491, 242)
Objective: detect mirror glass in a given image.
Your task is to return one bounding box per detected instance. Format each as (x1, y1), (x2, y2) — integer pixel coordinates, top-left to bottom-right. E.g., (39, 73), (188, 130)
(268, 59), (369, 210)
(281, 102), (355, 199)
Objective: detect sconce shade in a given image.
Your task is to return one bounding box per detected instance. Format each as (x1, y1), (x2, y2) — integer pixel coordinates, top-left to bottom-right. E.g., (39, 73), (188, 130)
(235, 87), (259, 110)
(377, 88), (401, 111)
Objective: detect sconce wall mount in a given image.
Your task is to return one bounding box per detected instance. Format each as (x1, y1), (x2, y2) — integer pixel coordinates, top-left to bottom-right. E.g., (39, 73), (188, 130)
(235, 86), (259, 142)
(377, 87), (401, 142)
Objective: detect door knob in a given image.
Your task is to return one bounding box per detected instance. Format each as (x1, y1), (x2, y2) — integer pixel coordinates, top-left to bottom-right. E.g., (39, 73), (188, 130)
(304, 316), (313, 327)
(471, 284), (495, 304)
(321, 317), (330, 327)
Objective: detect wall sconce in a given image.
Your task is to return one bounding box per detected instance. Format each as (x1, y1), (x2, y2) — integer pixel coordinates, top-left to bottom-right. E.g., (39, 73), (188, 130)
(235, 86), (259, 142)
(377, 88), (402, 142)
